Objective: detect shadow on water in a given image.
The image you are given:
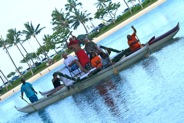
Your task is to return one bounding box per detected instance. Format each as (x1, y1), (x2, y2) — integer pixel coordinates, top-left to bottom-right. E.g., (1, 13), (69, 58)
(37, 109), (54, 123)
(10, 109), (53, 123)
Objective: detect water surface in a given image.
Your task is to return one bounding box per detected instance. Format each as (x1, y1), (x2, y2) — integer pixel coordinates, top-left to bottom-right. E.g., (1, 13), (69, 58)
(1, 0), (184, 123)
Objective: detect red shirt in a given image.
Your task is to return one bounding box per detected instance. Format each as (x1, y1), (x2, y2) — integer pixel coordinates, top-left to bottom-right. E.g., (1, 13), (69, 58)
(75, 49), (90, 67)
(128, 33), (141, 52)
(68, 39), (79, 47)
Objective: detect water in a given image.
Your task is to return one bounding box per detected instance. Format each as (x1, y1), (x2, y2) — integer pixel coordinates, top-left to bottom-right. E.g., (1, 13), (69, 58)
(1, 0), (184, 122)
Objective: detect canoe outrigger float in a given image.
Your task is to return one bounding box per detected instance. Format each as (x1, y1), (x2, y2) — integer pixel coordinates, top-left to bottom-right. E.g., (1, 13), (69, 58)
(15, 23), (180, 113)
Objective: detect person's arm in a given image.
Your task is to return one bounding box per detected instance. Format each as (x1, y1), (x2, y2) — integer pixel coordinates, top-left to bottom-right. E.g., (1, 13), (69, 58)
(21, 92), (24, 99)
(85, 46), (91, 54)
(31, 87), (37, 94)
(131, 26), (136, 35)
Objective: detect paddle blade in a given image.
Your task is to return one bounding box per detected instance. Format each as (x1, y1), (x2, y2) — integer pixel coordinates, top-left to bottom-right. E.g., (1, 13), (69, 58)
(114, 69), (119, 75)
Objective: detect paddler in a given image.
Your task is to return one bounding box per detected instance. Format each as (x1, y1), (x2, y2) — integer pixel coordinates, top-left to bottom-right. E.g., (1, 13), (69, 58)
(127, 26), (142, 53)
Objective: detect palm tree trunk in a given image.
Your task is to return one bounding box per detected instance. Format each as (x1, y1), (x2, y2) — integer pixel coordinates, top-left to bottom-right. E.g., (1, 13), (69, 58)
(102, 2), (115, 22)
(3, 44), (22, 76)
(15, 43), (34, 75)
(54, 49), (58, 54)
(124, 0), (132, 14)
(0, 70), (9, 83)
(34, 35), (50, 59)
(137, 0), (144, 9)
(0, 70), (11, 90)
(19, 42), (35, 66)
(27, 40), (41, 62)
(81, 22), (89, 34)
(89, 19), (95, 29)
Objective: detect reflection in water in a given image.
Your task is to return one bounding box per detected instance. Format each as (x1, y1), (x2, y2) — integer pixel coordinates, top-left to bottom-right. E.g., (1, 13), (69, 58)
(72, 75), (124, 119)
(95, 75), (122, 116)
(72, 85), (102, 115)
(141, 56), (165, 81)
(38, 109), (53, 123)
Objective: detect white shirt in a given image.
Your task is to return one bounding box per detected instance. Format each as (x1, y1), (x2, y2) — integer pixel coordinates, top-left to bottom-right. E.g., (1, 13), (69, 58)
(64, 55), (77, 67)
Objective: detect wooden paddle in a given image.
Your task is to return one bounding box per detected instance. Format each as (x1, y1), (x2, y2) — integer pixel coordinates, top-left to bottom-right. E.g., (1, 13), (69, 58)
(105, 49), (119, 75)
(20, 96), (37, 111)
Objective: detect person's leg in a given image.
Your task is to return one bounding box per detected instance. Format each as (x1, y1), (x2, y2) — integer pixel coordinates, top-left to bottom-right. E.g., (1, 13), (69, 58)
(70, 63), (78, 71)
(73, 60), (88, 73)
(47, 85), (64, 97)
(29, 94), (38, 103)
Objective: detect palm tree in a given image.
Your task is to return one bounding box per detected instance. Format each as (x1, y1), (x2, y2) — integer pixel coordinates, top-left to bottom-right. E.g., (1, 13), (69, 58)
(127, 0), (136, 6)
(137, 0), (144, 9)
(7, 71), (16, 79)
(6, 28), (34, 75)
(65, 0), (82, 12)
(21, 53), (37, 65)
(70, 10), (91, 34)
(0, 36), (22, 76)
(95, 0), (114, 20)
(43, 34), (58, 54)
(123, 0), (132, 14)
(89, 18), (95, 29)
(22, 22), (49, 59)
(51, 8), (72, 31)
(0, 70), (10, 87)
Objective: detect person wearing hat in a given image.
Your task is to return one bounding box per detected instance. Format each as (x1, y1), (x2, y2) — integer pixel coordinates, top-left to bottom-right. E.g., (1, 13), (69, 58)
(20, 78), (38, 103)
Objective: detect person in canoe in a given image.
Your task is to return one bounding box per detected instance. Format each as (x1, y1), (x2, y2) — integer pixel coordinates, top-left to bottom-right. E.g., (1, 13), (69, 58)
(62, 53), (88, 73)
(90, 52), (103, 69)
(98, 50), (112, 69)
(127, 26), (142, 53)
(83, 38), (121, 55)
(46, 72), (65, 97)
(68, 36), (91, 71)
(20, 78), (38, 103)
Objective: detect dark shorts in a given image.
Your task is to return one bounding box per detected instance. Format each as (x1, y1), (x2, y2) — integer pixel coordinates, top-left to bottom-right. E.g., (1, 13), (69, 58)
(29, 94), (38, 103)
(70, 63), (78, 71)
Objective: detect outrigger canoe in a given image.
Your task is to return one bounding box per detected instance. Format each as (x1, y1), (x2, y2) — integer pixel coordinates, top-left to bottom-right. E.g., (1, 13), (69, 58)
(15, 44), (149, 113)
(15, 23), (180, 113)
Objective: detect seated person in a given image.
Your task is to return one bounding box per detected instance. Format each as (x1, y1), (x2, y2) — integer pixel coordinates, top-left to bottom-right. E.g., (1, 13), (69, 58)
(127, 26), (142, 53)
(68, 36), (91, 71)
(62, 53), (88, 73)
(84, 38), (121, 55)
(84, 38), (100, 55)
(90, 52), (102, 69)
(47, 72), (65, 97)
(99, 51), (112, 69)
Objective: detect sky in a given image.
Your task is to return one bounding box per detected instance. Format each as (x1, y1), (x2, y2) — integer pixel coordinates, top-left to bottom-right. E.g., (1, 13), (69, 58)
(0, 0), (127, 82)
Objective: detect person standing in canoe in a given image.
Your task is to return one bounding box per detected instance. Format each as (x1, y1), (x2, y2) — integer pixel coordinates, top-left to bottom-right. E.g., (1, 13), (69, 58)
(68, 35), (91, 71)
(20, 78), (38, 103)
(127, 26), (142, 53)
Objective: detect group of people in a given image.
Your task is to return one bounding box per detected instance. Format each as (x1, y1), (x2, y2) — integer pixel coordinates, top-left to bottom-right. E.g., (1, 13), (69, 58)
(20, 26), (142, 103)
(64, 35), (117, 73)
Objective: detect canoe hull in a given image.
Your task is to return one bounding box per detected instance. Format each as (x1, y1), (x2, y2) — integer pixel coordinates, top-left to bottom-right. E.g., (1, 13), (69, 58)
(148, 23), (179, 52)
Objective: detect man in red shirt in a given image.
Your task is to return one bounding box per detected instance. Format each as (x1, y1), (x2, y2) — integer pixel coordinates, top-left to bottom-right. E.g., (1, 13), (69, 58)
(127, 26), (142, 53)
(68, 35), (90, 71)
